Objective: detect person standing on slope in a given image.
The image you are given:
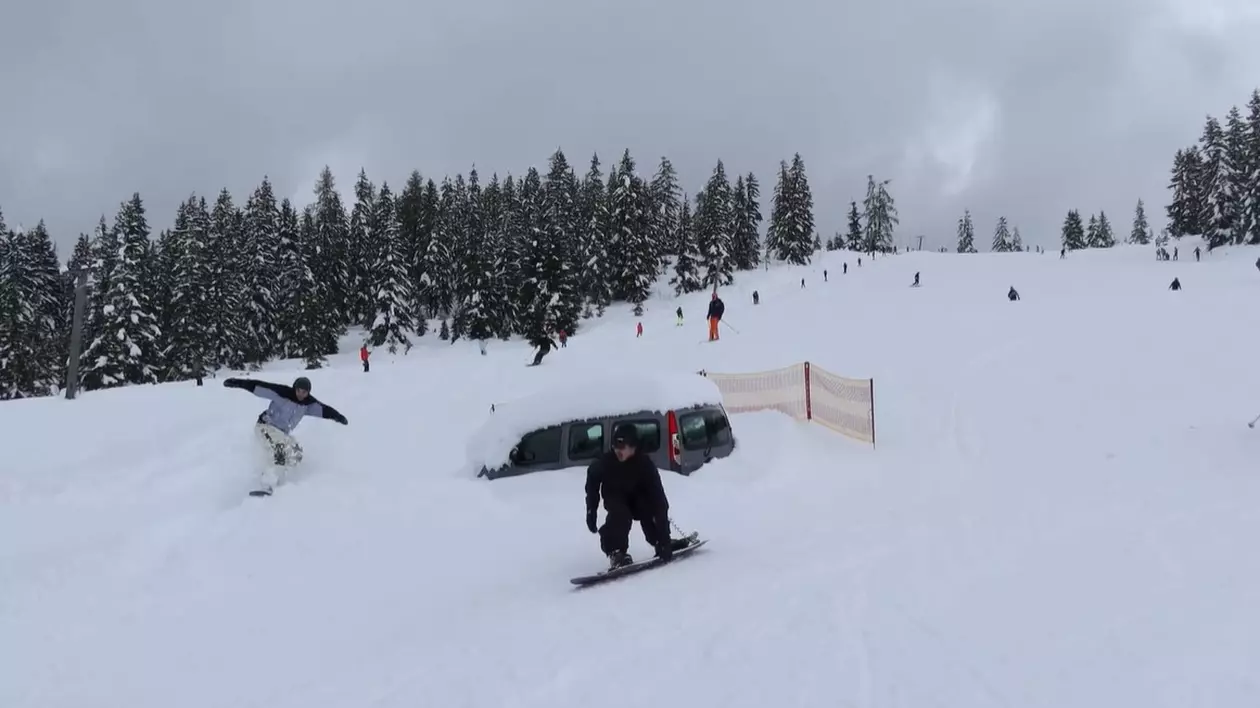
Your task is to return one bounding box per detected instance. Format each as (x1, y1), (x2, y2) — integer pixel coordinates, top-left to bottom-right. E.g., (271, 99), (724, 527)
(223, 376), (348, 494)
(585, 423), (691, 569)
(706, 291), (725, 341)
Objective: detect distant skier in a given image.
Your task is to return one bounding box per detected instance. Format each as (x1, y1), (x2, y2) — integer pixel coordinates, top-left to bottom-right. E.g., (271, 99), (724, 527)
(843, 262), (847, 274)
(1008, 286), (1020, 301)
(1169, 277), (1181, 291)
(706, 292), (725, 341)
(1194, 246), (1201, 262)
(676, 306), (684, 327)
(223, 376), (348, 494)
(529, 334), (556, 365)
(558, 330), (567, 348)
(911, 272), (920, 287)
(824, 269), (828, 282)
(360, 344), (370, 373)
(636, 322), (643, 338)
(801, 278), (805, 289)
(585, 423), (691, 569)
(752, 290), (760, 305)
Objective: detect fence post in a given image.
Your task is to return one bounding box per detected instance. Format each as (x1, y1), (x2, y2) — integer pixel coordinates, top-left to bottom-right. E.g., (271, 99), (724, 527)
(869, 378), (876, 448)
(803, 361), (812, 422)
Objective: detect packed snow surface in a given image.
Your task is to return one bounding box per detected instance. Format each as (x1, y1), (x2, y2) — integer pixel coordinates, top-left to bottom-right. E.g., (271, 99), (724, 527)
(5, 243), (1260, 707)
(466, 369), (725, 473)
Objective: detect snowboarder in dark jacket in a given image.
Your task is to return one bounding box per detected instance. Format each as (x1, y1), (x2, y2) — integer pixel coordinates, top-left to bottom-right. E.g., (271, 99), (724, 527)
(223, 376), (347, 493)
(1169, 277), (1181, 291)
(585, 423), (689, 568)
(1008, 286), (1019, 301)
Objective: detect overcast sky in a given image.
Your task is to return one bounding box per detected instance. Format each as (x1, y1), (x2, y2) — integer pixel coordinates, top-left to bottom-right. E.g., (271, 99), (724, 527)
(3, 0), (1260, 254)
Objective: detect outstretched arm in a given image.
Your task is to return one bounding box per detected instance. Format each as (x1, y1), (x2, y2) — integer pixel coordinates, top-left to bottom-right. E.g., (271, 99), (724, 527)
(317, 401), (348, 425)
(223, 378), (285, 402)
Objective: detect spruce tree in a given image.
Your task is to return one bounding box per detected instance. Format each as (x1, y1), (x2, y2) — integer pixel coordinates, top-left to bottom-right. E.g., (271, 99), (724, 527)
(1061, 209), (1086, 250)
(466, 174), (506, 343)
(368, 183), (415, 352)
(156, 203), (199, 381)
(347, 169), (378, 325)
(765, 154), (815, 265)
(396, 171), (432, 336)
(607, 150), (656, 314)
(731, 172), (762, 270)
(498, 175), (527, 336)
(1085, 214), (1100, 247)
(578, 155), (613, 315)
(693, 160), (737, 286)
(1129, 199), (1151, 244)
(1011, 225), (1024, 251)
(0, 222), (64, 397)
(991, 216), (1012, 252)
(1199, 115), (1237, 249)
(540, 150), (584, 335)
(208, 189), (248, 369)
(1243, 90), (1260, 244)
(420, 178), (458, 322)
(273, 199), (304, 358)
(1226, 105), (1250, 244)
(648, 156), (682, 268)
(670, 197), (703, 295)
(1094, 211), (1115, 247)
(861, 175), (898, 252)
(310, 167), (350, 338)
(845, 202), (862, 250)
(242, 177), (281, 365)
(292, 207), (330, 369)
(81, 194), (161, 389)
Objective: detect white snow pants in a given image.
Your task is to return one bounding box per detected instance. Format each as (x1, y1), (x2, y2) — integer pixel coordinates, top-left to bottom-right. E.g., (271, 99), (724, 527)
(255, 422), (303, 489)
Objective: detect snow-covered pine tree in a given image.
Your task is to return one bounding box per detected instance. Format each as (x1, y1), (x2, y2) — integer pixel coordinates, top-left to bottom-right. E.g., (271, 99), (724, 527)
(84, 215), (120, 361)
(447, 171), (476, 342)
(153, 222), (186, 381)
(1129, 199), (1151, 244)
(540, 150), (584, 335)
(419, 177), (459, 325)
(242, 177), (281, 365)
(367, 183), (414, 353)
(292, 207), (330, 369)
(1242, 90), (1260, 245)
(607, 150), (656, 314)
(1226, 105), (1250, 244)
(310, 167), (351, 336)
(670, 196), (703, 295)
(731, 172), (763, 270)
(395, 172), (432, 337)
(1166, 148), (1199, 238)
(1061, 210), (1086, 250)
(766, 154), (815, 264)
(514, 168), (546, 333)
(956, 210), (976, 253)
(0, 212), (12, 397)
(991, 216), (1012, 252)
(693, 159), (737, 285)
(1084, 214), (1100, 248)
(63, 233), (93, 380)
(81, 194), (161, 389)
(156, 202), (201, 381)
(347, 169), (377, 326)
(1011, 225), (1024, 251)
(578, 155), (613, 316)
(498, 175), (526, 337)
(1198, 115), (1237, 249)
(648, 156), (682, 269)
(0, 222), (64, 397)
(465, 174), (505, 344)
(861, 175), (898, 253)
(206, 189), (249, 369)
(1094, 211), (1115, 247)
(845, 202), (862, 250)
(273, 199), (303, 358)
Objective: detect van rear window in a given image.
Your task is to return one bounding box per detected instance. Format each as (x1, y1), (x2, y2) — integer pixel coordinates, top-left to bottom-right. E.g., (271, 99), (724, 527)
(679, 409), (732, 450)
(617, 420), (661, 452)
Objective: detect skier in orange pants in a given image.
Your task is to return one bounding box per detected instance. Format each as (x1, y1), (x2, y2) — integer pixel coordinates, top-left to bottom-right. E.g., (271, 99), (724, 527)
(706, 291), (725, 341)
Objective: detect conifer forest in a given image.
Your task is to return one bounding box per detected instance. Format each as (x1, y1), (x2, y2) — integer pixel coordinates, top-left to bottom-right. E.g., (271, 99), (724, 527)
(0, 149), (846, 400)
(4, 81), (1258, 402)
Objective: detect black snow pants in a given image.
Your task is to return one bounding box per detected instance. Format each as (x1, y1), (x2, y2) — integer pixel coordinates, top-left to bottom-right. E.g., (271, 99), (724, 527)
(599, 496), (666, 555)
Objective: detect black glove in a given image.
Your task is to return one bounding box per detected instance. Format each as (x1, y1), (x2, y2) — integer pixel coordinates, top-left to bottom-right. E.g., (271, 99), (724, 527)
(223, 378), (244, 389)
(586, 509), (598, 534)
(331, 412), (348, 425)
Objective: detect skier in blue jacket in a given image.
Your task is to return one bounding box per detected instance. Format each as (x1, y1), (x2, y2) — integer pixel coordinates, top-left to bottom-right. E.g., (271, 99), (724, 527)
(223, 376), (347, 494)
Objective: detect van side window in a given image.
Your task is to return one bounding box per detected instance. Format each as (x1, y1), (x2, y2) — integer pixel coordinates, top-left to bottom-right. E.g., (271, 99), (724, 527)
(704, 408), (732, 446)
(679, 412), (709, 450)
(513, 425), (562, 465)
(567, 422), (604, 460)
(616, 419), (661, 452)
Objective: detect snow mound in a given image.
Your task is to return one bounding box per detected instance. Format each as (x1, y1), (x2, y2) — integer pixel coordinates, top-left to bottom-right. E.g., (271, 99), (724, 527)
(465, 370), (724, 474)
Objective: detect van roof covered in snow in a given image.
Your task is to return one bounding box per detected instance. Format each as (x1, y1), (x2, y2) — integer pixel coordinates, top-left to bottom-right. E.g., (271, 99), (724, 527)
(465, 371), (725, 473)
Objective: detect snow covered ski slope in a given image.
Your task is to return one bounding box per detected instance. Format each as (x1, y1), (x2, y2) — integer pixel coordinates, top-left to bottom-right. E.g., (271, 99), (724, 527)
(6, 243), (1260, 707)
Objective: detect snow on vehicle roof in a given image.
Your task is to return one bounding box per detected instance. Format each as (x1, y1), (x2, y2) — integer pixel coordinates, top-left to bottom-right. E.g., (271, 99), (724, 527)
(466, 371), (725, 474)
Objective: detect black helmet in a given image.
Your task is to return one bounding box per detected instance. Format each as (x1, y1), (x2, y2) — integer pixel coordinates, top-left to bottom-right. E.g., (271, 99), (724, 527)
(293, 376), (311, 392)
(612, 423), (639, 448)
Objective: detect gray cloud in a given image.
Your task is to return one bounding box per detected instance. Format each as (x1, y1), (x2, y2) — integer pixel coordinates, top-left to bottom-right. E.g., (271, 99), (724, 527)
(3, 0), (1260, 252)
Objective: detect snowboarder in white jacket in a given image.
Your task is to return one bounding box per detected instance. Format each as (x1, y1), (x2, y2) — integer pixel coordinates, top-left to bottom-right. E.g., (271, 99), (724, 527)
(224, 376), (347, 493)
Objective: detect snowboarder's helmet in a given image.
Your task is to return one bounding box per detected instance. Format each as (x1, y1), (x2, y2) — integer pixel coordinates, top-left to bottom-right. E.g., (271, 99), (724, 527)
(612, 423), (639, 449)
(293, 376), (311, 392)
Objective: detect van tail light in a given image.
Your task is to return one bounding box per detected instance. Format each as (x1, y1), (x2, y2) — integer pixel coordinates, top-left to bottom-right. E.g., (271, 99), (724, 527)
(667, 410), (680, 467)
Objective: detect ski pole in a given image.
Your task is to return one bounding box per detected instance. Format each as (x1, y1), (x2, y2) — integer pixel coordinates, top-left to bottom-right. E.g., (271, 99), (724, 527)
(720, 319), (739, 334)
(1249, 412), (1260, 428)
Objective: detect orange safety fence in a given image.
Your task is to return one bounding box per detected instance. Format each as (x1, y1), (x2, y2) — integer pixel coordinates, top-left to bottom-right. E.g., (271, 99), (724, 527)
(698, 363), (875, 447)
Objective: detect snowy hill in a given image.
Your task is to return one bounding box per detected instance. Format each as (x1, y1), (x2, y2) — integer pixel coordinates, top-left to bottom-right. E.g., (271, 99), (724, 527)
(6, 242), (1260, 707)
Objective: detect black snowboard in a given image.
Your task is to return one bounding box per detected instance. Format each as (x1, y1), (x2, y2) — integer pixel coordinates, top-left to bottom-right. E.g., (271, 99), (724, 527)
(248, 489), (273, 497)
(570, 536), (707, 587)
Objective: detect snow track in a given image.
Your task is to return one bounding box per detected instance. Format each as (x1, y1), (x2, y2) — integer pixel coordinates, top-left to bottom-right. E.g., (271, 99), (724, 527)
(5, 244), (1260, 707)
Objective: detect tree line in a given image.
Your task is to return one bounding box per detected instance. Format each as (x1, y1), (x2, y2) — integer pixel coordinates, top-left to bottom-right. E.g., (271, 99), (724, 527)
(0, 147), (904, 400)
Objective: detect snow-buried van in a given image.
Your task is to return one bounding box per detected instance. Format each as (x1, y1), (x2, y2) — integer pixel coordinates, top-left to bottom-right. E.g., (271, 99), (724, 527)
(469, 372), (737, 479)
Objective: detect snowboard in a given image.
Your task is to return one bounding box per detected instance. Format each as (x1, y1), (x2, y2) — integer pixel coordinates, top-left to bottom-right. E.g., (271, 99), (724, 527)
(570, 534), (707, 587)
(248, 489), (273, 497)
